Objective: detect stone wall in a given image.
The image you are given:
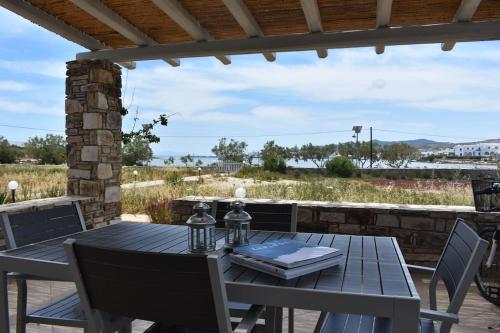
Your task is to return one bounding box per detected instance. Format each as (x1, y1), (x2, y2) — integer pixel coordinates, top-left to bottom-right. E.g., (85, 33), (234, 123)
(0, 196), (96, 250)
(172, 196), (500, 265)
(65, 60), (123, 224)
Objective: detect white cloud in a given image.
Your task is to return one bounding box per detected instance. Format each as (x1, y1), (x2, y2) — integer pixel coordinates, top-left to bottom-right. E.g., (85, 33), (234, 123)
(0, 8), (34, 36)
(0, 81), (30, 91)
(0, 98), (62, 115)
(123, 45), (500, 123)
(0, 59), (66, 78)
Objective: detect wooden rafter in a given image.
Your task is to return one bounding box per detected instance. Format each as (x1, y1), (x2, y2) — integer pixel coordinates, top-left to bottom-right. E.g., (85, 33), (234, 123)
(299, 0), (327, 58)
(222, 0), (275, 62)
(442, 0), (483, 51)
(151, 0), (231, 65)
(375, 0), (393, 54)
(69, 0), (179, 66)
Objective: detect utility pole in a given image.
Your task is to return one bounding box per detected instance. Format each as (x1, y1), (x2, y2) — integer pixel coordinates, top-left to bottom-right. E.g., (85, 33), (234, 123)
(370, 127), (373, 168)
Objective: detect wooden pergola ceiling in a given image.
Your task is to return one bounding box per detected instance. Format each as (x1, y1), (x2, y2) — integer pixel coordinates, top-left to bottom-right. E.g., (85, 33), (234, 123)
(2, 0), (500, 68)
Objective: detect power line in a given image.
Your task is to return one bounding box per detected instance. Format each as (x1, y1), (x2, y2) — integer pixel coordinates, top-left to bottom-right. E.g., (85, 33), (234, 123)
(372, 128), (487, 141)
(157, 129), (353, 138)
(0, 124), (65, 133)
(0, 122), (493, 141)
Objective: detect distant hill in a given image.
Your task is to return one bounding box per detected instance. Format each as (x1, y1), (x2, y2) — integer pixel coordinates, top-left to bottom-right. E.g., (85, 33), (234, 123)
(373, 138), (500, 151)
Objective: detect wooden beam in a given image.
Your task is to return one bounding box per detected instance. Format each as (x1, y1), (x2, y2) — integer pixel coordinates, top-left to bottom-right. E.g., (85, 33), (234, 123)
(76, 20), (500, 63)
(151, 0), (230, 65)
(0, 0), (135, 69)
(0, 0), (101, 49)
(442, 0), (482, 51)
(222, 0), (275, 62)
(68, 0), (178, 67)
(375, 0), (393, 54)
(299, 0), (327, 58)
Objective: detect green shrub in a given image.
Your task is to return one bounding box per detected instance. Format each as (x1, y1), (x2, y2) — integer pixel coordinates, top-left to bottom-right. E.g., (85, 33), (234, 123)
(325, 157), (355, 178)
(263, 158), (287, 173)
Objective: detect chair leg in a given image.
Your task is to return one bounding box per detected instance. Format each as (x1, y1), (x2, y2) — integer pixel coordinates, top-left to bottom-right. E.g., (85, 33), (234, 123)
(288, 308), (294, 333)
(15, 280), (27, 333)
(265, 307), (276, 333)
(276, 307), (283, 333)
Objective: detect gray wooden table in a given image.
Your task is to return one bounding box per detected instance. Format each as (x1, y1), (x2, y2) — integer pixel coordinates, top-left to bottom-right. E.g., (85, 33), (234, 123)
(0, 222), (420, 333)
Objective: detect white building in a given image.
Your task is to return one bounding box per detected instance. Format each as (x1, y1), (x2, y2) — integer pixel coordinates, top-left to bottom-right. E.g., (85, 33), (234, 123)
(454, 143), (500, 157)
(420, 148), (454, 157)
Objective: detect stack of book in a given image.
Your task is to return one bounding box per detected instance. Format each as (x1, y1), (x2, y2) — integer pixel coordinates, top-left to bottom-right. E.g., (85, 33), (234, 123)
(230, 239), (343, 280)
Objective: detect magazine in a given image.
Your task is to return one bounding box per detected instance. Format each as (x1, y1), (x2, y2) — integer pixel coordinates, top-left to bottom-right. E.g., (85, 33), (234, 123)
(230, 253), (343, 280)
(233, 239), (341, 268)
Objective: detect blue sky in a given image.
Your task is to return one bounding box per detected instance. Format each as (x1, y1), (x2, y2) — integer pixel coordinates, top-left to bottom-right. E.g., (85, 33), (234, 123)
(1, 7), (500, 156)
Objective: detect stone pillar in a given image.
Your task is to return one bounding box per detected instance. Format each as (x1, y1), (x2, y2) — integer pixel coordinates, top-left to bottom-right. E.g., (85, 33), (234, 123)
(65, 60), (122, 227)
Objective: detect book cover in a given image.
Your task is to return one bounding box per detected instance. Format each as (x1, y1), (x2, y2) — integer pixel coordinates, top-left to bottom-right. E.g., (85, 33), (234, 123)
(230, 253), (343, 280)
(233, 239), (341, 268)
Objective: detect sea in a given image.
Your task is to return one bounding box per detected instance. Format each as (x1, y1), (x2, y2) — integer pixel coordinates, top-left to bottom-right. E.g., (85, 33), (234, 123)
(150, 156), (498, 170)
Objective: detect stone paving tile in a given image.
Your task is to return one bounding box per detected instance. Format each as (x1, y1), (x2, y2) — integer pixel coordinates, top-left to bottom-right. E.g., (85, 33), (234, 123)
(6, 273), (500, 333)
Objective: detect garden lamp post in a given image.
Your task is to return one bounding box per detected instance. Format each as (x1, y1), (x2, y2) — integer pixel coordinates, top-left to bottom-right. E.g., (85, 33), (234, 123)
(133, 169), (138, 182)
(198, 167), (202, 177)
(8, 180), (18, 203)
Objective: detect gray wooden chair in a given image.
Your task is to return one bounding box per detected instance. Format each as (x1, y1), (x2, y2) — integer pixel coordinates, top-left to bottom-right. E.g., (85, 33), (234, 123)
(213, 200), (298, 332)
(0, 203), (130, 333)
(314, 219), (488, 333)
(212, 200), (298, 232)
(63, 238), (265, 333)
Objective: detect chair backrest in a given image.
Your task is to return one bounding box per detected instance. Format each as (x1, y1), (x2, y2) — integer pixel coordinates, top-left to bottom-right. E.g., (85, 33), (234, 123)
(212, 200), (298, 232)
(0, 203), (86, 249)
(64, 239), (233, 333)
(429, 219), (488, 322)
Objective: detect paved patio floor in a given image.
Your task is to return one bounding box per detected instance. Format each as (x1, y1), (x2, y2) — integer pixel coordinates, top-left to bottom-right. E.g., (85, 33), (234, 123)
(6, 273), (500, 332)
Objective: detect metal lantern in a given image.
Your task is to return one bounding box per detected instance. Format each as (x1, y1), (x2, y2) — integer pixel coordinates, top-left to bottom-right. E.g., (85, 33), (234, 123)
(224, 201), (252, 249)
(186, 202), (216, 253)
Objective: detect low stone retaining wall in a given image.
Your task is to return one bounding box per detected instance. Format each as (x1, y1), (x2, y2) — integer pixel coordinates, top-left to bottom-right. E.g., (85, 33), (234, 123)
(0, 196), (100, 250)
(172, 196), (500, 265)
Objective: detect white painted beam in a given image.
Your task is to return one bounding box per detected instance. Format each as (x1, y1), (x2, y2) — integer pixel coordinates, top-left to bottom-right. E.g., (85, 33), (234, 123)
(76, 20), (500, 63)
(222, 0), (275, 61)
(0, 0), (136, 69)
(68, 0), (178, 67)
(375, 0), (393, 54)
(442, 0), (482, 51)
(151, 0), (231, 65)
(299, 0), (327, 58)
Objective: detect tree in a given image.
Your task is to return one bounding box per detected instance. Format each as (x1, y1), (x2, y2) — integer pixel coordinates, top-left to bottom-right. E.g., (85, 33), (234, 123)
(0, 137), (20, 164)
(297, 143), (336, 168)
(337, 142), (356, 158)
(122, 137), (153, 166)
(195, 159), (203, 167)
(180, 154), (193, 167)
(25, 134), (66, 165)
(354, 141), (380, 168)
(260, 141), (291, 173)
(163, 156), (175, 166)
(380, 143), (419, 168)
(260, 141), (291, 162)
(211, 138), (248, 162)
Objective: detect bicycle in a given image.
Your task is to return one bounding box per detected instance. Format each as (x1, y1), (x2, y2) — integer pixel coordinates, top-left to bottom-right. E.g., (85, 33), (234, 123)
(471, 179), (500, 329)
